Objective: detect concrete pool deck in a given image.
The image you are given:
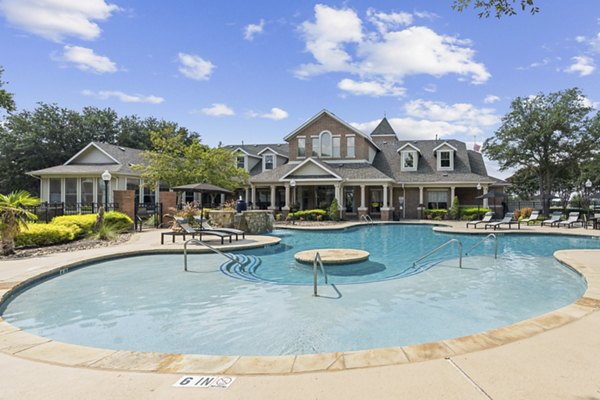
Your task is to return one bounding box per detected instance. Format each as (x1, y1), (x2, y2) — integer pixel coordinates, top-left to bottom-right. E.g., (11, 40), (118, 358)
(1, 221), (600, 399)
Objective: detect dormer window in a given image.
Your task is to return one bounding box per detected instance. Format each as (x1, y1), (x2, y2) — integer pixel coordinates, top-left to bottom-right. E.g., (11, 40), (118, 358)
(264, 154), (274, 170)
(236, 155), (245, 169)
(397, 143), (420, 171)
(433, 142), (457, 171)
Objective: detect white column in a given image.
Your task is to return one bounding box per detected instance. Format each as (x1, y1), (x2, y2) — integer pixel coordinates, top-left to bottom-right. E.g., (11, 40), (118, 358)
(389, 186), (394, 208)
(483, 186), (489, 208)
(360, 185), (366, 208)
(419, 186), (424, 205)
(334, 183), (341, 204)
(284, 184), (290, 210)
(269, 185), (276, 209)
(450, 186), (455, 206)
(251, 185), (256, 209)
(383, 185), (388, 208)
(245, 188), (250, 202)
(220, 193), (225, 205)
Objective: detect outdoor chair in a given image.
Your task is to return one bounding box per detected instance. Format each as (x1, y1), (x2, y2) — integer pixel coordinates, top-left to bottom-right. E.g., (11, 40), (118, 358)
(174, 217), (233, 244)
(541, 212), (563, 227)
(466, 212), (494, 229)
(557, 212), (582, 228)
(484, 212), (520, 230)
(584, 213), (600, 230)
(521, 210), (541, 225)
(193, 216), (245, 240)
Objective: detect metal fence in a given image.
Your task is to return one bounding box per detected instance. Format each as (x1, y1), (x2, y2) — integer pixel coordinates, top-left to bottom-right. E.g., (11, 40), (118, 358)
(23, 202), (119, 223)
(134, 202), (163, 231)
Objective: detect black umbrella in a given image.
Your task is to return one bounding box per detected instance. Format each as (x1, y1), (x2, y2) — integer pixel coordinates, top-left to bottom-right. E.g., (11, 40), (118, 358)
(172, 183), (233, 222)
(476, 191), (507, 217)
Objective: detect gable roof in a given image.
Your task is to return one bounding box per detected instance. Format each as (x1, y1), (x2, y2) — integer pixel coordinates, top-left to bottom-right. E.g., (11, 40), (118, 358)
(257, 146), (289, 158)
(397, 143), (421, 153)
(225, 143), (289, 158)
(280, 158), (342, 181)
(432, 141), (458, 153)
(283, 109), (381, 151)
(370, 117), (396, 137)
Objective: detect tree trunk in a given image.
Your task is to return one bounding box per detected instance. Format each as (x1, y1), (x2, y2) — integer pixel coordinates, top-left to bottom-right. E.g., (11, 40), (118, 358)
(1, 236), (15, 256)
(538, 173), (548, 216)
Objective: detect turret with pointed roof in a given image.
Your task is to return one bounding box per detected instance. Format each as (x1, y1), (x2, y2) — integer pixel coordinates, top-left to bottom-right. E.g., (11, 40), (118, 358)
(370, 117), (397, 137)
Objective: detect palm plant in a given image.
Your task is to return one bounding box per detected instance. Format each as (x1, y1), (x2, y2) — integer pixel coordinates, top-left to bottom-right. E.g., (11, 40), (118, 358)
(0, 191), (40, 255)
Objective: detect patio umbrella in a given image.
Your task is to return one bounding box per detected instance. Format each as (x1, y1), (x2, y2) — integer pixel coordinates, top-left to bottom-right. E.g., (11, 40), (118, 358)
(476, 191), (507, 217)
(171, 183), (233, 222)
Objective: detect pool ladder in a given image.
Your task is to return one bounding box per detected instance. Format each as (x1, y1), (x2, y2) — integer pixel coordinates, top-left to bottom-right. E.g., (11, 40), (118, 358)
(413, 239), (463, 269)
(465, 233), (498, 258)
(183, 238), (242, 271)
(360, 214), (374, 224)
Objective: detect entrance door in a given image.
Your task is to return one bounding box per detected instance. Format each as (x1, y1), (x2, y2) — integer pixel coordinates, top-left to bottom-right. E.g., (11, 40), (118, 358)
(370, 189), (382, 213)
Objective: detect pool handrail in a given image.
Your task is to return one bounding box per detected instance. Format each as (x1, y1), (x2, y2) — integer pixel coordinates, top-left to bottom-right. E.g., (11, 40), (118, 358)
(465, 233), (498, 258)
(313, 252), (328, 296)
(360, 214), (374, 224)
(183, 238), (241, 271)
(413, 238), (463, 269)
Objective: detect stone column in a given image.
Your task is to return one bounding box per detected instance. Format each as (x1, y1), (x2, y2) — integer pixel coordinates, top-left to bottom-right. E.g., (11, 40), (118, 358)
(450, 186), (455, 206)
(358, 184), (368, 218)
(419, 186), (424, 205)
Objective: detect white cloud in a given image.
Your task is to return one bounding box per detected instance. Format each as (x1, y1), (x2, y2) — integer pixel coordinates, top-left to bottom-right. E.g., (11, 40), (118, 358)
(337, 78), (405, 97)
(59, 45), (117, 73)
(178, 52), (215, 80)
(575, 35), (586, 43)
(201, 103), (235, 117)
(0, 0), (120, 42)
(352, 118), (472, 140)
(579, 95), (600, 109)
(261, 107), (288, 120)
(564, 56), (595, 76)
(244, 19), (265, 41)
(423, 83), (437, 93)
(590, 33), (600, 53)
(404, 99), (500, 127)
(295, 5), (490, 96)
(82, 90), (164, 104)
(484, 95), (500, 104)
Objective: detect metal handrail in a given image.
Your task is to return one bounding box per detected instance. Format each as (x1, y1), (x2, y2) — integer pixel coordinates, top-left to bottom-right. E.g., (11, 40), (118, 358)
(184, 238), (241, 271)
(413, 239), (463, 269)
(313, 252), (328, 296)
(465, 233), (498, 258)
(360, 214), (373, 224)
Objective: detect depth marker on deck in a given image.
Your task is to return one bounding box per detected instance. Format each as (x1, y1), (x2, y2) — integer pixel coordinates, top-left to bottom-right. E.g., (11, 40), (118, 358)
(173, 375), (236, 389)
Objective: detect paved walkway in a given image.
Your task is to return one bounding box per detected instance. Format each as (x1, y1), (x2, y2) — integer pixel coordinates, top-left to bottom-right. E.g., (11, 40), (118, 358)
(1, 222), (599, 399)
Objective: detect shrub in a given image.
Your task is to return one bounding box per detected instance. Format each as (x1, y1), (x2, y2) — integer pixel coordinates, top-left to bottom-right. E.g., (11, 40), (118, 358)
(51, 214), (97, 238)
(15, 223), (76, 248)
(515, 207), (533, 220)
(90, 223), (120, 241)
(327, 198), (340, 221)
(424, 209), (447, 219)
(460, 207), (492, 219)
(104, 211), (133, 232)
(288, 209), (327, 221)
(449, 196), (460, 220)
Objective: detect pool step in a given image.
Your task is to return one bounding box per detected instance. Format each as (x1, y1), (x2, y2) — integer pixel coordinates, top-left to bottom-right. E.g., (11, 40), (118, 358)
(220, 254), (263, 282)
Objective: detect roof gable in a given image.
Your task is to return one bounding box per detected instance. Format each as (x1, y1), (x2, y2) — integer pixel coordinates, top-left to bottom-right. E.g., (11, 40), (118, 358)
(370, 117), (396, 137)
(432, 141), (458, 153)
(65, 142), (120, 165)
(257, 146), (289, 158)
(397, 143), (421, 153)
(281, 158), (342, 181)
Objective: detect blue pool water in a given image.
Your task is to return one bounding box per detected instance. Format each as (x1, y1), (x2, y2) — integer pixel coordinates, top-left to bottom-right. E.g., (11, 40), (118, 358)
(1, 225), (597, 356)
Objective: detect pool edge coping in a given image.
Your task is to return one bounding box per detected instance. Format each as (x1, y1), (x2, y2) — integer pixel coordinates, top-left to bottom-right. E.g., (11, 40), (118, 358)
(1, 233), (599, 375)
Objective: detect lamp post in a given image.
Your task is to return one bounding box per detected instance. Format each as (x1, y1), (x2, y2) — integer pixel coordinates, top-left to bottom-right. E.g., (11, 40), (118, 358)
(101, 170), (111, 210)
(585, 178), (593, 216)
(476, 182), (482, 219)
(290, 179), (296, 212)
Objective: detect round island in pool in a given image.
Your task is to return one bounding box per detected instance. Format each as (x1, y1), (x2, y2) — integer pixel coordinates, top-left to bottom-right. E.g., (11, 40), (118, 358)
(294, 248), (370, 264)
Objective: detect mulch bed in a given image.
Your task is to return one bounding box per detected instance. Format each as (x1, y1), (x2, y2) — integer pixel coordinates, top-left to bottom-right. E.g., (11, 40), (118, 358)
(0, 233), (133, 260)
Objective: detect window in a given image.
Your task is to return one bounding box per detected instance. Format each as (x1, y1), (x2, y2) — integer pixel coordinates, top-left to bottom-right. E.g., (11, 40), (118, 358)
(81, 178), (94, 204)
(332, 137), (341, 157)
(65, 178), (77, 205)
(312, 137), (319, 157)
(347, 136), (355, 158)
(49, 178), (61, 203)
(297, 137), (306, 157)
(236, 155), (245, 169)
(401, 151), (417, 171)
(264, 154), (274, 170)
(127, 177), (140, 203)
(320, 131), (332, 157)
(440, 151), (451, 168)
(427, 191), (448, 209)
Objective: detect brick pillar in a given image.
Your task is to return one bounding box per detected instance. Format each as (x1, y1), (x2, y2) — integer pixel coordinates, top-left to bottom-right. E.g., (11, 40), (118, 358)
(113, 190), (135, 222)
(160, 191), (177, 228)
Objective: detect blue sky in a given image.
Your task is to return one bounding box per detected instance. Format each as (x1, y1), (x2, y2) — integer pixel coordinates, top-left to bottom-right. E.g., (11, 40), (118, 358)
(1, 1), (600, 177)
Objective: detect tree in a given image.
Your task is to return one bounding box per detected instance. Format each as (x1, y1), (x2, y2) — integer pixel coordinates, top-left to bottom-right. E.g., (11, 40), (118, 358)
(506, 168), (538, 199)
(134, 127), (249, 194)
(0, 66), (16, 114)
(452, 0), (538, 18)
(0, 190), (40, 255)
(483, 88), (600, 214)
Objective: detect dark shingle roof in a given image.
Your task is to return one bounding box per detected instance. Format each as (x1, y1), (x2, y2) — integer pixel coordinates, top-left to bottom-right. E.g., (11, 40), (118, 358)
(370, 117), (396, 136)
(224, 143), (289, 157)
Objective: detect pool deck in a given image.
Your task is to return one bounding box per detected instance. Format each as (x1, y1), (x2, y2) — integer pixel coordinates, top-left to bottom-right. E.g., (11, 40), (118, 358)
(1, 221), (600, 399)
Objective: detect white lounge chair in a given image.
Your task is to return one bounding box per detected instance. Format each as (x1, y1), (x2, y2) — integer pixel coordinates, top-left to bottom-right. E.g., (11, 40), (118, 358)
(557, 212), (581, 228)
(466, 212), (494, 229)
(521, 210), (541, 225)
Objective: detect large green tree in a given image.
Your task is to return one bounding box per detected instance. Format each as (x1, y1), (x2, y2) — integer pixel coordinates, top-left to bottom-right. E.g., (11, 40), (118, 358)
(452, 0), (538, 18)
(0, 103), (190, 194)
(0, 66), (16, 114)
(484, 88), (600, 214)
(134, 127), (249, 194)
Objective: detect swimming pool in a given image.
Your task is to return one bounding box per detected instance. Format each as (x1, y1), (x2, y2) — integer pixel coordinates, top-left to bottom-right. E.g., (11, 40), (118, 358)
(1, 225), (597, 356)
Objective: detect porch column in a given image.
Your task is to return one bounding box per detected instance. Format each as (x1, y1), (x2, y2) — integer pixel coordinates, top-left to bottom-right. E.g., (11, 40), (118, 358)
(334, 183), (341, 204)
(483, 186), (489, 209)
(383, 185), (388, 208)
(251, 185), (256, 209)
(283, 184), (290, 210)
(450, 186), (455, 206)
(360, 185), (366, 208)
(389, 186), (394, 208)
(245, 188), (250, 202)
(419, 186), (424, 205)
(269, 184), (276, 210)
(220, 193), (225, 206)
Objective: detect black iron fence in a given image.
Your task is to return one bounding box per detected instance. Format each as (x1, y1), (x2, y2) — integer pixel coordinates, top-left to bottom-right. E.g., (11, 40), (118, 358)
(23, 202), (119, 223)
(134, 202), (163, 231)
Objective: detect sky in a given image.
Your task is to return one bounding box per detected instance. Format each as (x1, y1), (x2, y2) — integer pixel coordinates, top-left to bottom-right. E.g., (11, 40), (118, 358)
(1, 1), (600, 179)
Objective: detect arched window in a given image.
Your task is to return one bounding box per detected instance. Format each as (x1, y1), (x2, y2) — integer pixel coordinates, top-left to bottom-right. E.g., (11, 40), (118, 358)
(320, 131), (332, 157)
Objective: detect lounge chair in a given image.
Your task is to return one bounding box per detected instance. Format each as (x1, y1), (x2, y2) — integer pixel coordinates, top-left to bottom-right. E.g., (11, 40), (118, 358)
(557, 212), (581, 228)
(521, 210), (541, 225)
(466, 212), (494, 229)
(193, 216), (245, 240)
(174, 217), (233, 244)
(584, 213), (600, 229)
(541, 212), (562, 227)
(484, 212), (520, 230)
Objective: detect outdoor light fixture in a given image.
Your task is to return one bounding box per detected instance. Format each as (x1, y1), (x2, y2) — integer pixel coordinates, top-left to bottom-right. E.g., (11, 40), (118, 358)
(477, 182), (482, 191)
(585, 179), (592, 190)
(101, 170), (111, 208)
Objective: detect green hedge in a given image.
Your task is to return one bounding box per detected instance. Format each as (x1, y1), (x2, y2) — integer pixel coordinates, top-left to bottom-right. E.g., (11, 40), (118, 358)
(460, 207), (492, 219)
(288, 209), (327, 221)
(104, 211), (134, 232)
(15, 223), (76, 248)
(51, 214), (97, 238)
(424, 209), (448, 220)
